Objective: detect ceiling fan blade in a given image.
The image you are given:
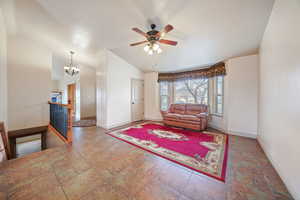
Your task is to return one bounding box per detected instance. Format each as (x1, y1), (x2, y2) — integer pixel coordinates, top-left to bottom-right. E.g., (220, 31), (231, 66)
(158, 24), (174, 37)
(159, 39), (178, 46)
(132, 28), (148, 38)
(163, 24), (174, 33)
(130, 41), (148, 46)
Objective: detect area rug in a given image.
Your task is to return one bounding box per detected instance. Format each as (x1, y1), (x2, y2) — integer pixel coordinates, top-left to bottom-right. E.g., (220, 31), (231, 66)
(107, 123), (228, 182)
(72, 119), (96, 127)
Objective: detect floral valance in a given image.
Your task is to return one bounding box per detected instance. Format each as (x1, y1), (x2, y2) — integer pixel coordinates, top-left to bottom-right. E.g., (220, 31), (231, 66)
(158, 62), (226, 82)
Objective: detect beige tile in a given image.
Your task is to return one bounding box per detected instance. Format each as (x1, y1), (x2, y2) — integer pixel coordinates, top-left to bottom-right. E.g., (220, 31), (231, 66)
(135, 180), (180, 200)
(0, 123), (293, 200)
(157, 164), (192, 192)
(20, 186), (67, 200)
(62, 168), (113, 200)
(80, 183), (132, 200)
(182, 173), (226, 200)
(8, 172), (60, 200)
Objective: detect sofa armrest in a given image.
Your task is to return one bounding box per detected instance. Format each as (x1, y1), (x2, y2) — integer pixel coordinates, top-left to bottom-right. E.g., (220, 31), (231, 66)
(160, 110), (169, 117)
(195, 112), (209, 118)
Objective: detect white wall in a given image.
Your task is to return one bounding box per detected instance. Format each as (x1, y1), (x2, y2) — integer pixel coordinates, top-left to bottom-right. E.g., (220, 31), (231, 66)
(7, 35), (52, 130)
(51, 80), (59, 91)
(96, 50), (144, 129)
(96, 53), (107, 128)
(144, 55), (259, 138)
(106, 51), (143, 128)
(144, 72), (162, 121)
(80, 65), (96, 118)
(259, 0), (300, 198)
(210, 55), (259, 138)
(0, 8), (7, 124)
(226, 55), (259, 137)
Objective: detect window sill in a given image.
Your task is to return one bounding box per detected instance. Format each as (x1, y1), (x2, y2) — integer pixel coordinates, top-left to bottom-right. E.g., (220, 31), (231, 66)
(211, 113), (223, 118)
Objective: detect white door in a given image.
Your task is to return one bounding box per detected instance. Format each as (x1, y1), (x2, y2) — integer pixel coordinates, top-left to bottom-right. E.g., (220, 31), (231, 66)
(131, 79), (144, 122)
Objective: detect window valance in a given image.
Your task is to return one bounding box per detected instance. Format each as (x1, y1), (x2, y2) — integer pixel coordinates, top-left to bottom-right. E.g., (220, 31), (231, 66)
(158, 62), (226, 82)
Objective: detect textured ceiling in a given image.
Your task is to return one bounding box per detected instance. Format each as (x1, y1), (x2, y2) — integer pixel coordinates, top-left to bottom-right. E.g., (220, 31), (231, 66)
(1, 0), (274, 71)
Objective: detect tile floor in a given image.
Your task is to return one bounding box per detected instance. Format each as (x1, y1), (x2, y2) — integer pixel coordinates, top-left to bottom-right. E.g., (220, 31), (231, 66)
(0, 124), (293, 200)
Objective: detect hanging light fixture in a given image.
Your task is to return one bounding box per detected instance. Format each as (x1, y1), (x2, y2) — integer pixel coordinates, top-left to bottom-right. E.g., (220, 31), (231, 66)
(64, 51), (80, 76)
(144, 43), (162, 55)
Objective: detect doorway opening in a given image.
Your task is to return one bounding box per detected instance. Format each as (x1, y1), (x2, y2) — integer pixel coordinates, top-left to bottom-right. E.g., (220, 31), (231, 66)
(67, 83), (76, 122)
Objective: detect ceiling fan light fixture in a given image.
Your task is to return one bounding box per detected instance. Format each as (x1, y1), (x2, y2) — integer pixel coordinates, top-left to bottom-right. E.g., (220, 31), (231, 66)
(153, 43), (160, 51)
(148, 49), (153, 55)
(130, 24), (177, 55)
(157, 48), (162, 54)
(144, 44), (150, 52)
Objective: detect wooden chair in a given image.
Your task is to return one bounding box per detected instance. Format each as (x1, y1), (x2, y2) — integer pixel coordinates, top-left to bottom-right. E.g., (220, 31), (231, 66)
(0, 122), (10, 161)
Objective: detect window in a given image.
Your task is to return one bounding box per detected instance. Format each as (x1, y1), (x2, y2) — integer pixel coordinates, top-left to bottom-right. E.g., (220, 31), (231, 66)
(174, 79), (209, 104)
(214, 76), (224, 115)
(159, 81), (170, 111)
(159, 77), (224, 114)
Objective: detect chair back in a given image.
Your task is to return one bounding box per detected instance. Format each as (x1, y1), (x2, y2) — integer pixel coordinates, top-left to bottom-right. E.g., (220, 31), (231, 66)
(0, 122), (10, 161)
(169, 104), (186, 114)
(185, 104), (208, 115)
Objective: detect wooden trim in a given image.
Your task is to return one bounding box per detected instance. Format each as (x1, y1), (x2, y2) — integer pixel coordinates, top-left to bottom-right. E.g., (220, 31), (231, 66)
(0, 122), (11, 159)
(80, 116), (96, 120)
(9, 138), (16, 159)
(48, 101), (72, 109)
(7, 125), (48, 159)
(67, 83), (76, 119)
(67, 108), (73, 144)
(48, 124), (70, 144)
(8, 126), (48, 138)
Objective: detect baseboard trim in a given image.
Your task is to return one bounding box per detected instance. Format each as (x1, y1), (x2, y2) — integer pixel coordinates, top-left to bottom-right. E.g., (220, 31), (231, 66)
(258, 136), (299, 200)
(208, 124), (226, 132)
(208, 125), (257, 139)
(80, 116), (96, 120)
(144, 118), (163, 121)
(145, 117), (163, 121)
(106, 121), (132, 130)
(227, 129), (257, 139)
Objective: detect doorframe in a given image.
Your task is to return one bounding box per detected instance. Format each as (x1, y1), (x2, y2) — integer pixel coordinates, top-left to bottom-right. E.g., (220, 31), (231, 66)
(67, 83), (78, 121)
(130, 78), (144, 122)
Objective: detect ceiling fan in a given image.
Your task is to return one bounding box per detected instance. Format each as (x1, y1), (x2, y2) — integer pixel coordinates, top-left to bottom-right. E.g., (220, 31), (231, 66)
(130, 24), (178, 55)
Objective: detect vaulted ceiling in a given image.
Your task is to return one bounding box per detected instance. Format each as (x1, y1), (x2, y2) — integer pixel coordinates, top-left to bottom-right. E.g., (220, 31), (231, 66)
(1, 0), (274, 72)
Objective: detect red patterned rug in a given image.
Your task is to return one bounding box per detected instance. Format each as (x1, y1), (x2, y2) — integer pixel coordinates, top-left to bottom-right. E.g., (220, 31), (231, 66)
(107, 123), (228, 182)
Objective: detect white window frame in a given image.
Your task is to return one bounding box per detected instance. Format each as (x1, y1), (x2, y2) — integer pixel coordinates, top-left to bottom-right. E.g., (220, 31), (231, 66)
(159, 82), (171, 111)
(159, 77), (224, 115)
(173, 79), (209, 105)
(212, 76), (224, 116)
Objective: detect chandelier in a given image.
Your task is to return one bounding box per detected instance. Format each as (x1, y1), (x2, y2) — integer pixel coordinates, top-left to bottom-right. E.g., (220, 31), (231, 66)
(144, 43), (162, 55)
(64, 51), (80, 76)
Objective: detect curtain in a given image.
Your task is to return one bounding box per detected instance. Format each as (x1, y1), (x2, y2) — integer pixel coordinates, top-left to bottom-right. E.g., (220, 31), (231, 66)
(158, 62), (226, 82)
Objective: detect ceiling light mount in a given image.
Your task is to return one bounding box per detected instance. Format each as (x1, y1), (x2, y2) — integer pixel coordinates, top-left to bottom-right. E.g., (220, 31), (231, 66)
(150, 24), (156, 30)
